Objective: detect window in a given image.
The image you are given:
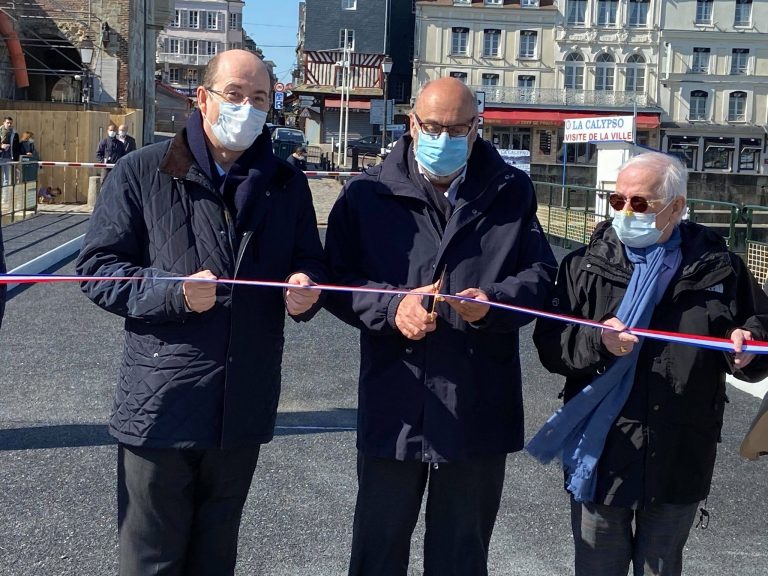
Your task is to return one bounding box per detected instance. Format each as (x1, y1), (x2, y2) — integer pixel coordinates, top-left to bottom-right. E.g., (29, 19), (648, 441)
(228, 42), (242, 50)
(735, 0), (752, 26)
(483, 29), (501, 58)
(451, 27), (469, 55)
(519, 31), (537, 59)
(186, 40), (199, 55)
(453, 0), (471, 4)
(696, 0), (713, 25)
(668, 137), (698, 169)
(167, 38), (180, 54)
(188, 10), (199, 29)
(597, 0), (618, 26)
(229, 12), (242, 31)
(738, 138), (761, 172)
(339, 29), (355, 50)
(518, 75), (535, 88)
(625, 54), (646, 93)
(731, 49), (749, 75)
(206, 41), (218, 56)
(691, 48), (710, 73)
(567, 0), (587, 26)
(169, 68), (181, 83)
(206, 12), (219, 30)
(187, 69), (199, 83)
(518, 75), (536, 103)
(595, 53), (615, 91)
(449, 71), (468, 83)
(628, 0), (648, 27)
(485, 0), (503, 5)
(728, 91), (747, 122)
(482, 73), (499, 87)
(689, 90), (708, 120)
(342, 0), (357, 9)
(564, 52), (584, 90)
(171, 10), (181, 28)
(521, 0), (539, 6)
(704, 137), (734, 170)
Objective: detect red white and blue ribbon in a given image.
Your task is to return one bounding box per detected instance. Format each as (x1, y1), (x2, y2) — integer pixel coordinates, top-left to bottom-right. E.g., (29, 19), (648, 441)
(2, 273), (768, 355)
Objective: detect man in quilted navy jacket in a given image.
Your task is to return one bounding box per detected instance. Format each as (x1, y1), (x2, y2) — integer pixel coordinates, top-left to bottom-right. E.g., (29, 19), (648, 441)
(76, 50), (325, 575)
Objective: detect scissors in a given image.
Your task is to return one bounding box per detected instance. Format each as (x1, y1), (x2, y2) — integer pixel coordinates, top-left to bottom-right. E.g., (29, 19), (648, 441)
(426, 265), (447, 323)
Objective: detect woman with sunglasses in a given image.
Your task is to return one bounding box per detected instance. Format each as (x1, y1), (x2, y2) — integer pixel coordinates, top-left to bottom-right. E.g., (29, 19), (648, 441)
(530, 151), (768, 576)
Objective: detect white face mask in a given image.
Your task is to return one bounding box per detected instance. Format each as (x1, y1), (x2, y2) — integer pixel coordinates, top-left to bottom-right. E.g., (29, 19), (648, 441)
(108, 130), (116, 138)
(118, 131), (126, 138)
(28, 139), (34, 144)
(205, 92), (267, 152)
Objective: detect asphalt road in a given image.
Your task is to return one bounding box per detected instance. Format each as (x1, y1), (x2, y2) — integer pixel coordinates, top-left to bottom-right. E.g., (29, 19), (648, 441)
(1, 230), (767, 575)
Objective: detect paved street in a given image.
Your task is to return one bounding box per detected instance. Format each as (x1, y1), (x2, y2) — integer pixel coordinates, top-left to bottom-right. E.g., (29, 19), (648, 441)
(1, 209), (767, 575)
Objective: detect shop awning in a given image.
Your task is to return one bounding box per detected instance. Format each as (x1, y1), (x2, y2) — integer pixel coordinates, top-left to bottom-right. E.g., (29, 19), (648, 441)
(483, 109), (660, 129)
(324, 99), (371, 110)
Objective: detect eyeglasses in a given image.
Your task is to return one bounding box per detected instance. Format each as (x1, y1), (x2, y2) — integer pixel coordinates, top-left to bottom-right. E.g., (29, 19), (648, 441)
(206, 88), (264, 106)
(413, 113), (475, 139)
(608, 193), (664, 213)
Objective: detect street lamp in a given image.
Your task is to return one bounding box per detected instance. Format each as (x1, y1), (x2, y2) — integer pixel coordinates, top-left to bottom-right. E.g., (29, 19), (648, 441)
(79, 37), (94, 109)
(381, 55), (393, 152)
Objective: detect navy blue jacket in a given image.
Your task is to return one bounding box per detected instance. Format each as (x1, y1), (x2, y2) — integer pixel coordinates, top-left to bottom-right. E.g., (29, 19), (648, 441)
(76, 122), (325, 449)
(325, 137), (557, 463)
(0, 221), (6, 328)
(96, 135), (125, 164)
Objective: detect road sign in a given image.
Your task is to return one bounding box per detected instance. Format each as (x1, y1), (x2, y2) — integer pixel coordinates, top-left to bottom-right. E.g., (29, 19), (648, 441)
(274, 82), (285, 93)
(475, 90), (486, 114)
(477, 116), (485, 128)
(299, 108), (311, 119)
(298, 96), (315, 106)
(274, 91), (285, 110)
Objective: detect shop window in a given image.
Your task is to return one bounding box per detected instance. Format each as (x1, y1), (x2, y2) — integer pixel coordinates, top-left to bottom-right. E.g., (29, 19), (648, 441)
(703, 138), (734, 170)
(668, 137), (698, 170)
(738, 138), (761, 172)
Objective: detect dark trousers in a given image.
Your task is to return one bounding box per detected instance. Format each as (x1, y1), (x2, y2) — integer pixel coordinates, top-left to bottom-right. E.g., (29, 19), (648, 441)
(117, 443), (261, 576)
(571, 497), (699, 576)
(348, 452), (507, 576)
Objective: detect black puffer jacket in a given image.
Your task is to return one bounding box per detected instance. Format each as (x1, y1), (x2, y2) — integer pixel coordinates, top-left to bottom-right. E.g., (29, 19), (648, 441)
(76, 123), (325, 449)
(325, 136), (557, 463)
(534, 220), (768, 508)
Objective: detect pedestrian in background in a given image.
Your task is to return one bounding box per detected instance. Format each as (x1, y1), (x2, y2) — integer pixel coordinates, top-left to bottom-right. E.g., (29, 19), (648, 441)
(117, 124), (137, 154)
(286, 146), (307, 171)
(95, 122), (125, 183)
(0, 116), (20, 187)
(529, 151), (768, 576)
(19, 131), (40, 183)
(325, 77), (557, 576)
(76, 49), (325, 576)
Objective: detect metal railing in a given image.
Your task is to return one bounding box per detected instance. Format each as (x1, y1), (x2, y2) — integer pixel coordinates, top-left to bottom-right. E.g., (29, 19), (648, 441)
(0, 162), (38, 224)
(467, 86), (659, 109)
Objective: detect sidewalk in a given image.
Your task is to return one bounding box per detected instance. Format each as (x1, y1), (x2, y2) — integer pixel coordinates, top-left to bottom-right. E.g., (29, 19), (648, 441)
(35, 177), (344, 225)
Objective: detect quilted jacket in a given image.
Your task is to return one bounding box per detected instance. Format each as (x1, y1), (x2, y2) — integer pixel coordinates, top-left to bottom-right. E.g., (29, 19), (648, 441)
(76, 122), (325, 449)
(0, 220), (6, 328)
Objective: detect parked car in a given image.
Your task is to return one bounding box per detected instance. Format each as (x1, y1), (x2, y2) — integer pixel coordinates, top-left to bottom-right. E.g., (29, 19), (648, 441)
(269, 126), (306, 147)
(336, 135), (384, 156)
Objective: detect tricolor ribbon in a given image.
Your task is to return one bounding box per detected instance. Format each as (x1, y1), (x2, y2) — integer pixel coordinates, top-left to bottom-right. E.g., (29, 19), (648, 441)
(2, 273), (768, 355)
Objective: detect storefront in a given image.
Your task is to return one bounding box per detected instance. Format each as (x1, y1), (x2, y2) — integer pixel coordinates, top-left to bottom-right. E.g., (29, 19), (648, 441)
(665, 131), (764, 174)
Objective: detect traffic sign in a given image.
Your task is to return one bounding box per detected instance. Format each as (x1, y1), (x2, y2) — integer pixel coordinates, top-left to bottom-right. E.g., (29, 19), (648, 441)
(274, 91), (285, 110)
(300, 108), (311, 119)
(274, 82), (285, 93)
(475, 91), (486, 114)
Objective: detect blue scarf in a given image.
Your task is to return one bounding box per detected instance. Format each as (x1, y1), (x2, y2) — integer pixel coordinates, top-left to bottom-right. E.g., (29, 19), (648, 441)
(527, 228), (682, 503)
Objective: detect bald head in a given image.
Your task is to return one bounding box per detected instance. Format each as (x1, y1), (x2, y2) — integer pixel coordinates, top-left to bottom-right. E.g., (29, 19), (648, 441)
(202, 49), (269, 94)
(413, 77), (477, 121)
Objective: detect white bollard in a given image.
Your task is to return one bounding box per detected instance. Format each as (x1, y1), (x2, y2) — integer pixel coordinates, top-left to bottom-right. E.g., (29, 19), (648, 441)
(87, 175), (102, 207)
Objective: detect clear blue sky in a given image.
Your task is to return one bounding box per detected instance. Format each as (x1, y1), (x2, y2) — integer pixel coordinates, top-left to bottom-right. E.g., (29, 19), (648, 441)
(243, 0), (302, 83)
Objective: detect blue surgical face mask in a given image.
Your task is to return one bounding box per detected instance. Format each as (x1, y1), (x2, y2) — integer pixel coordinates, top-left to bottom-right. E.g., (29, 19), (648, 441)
(414, 132), (469, 177)
(205, 93), (268, 151)
(611, 204), (672, 248)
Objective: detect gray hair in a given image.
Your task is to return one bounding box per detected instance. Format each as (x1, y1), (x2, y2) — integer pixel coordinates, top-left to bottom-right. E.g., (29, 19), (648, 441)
(619, 151), (688, 202)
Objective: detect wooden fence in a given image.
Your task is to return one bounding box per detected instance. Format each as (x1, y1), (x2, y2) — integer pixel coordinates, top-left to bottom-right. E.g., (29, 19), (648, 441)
(0, 103), (143, 203)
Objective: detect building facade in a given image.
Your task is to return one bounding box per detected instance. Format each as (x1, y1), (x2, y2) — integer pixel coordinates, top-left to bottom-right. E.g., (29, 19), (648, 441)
(296, 0), (415, 144)
(659, 0), (768, 176)
(156, 0), (245, 98)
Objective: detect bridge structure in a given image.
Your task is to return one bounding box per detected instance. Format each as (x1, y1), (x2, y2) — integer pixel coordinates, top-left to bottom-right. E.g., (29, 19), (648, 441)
(1, 178), (767, 575)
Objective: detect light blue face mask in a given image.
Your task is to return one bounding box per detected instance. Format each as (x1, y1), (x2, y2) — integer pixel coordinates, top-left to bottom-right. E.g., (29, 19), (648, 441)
(414, 132), (469, 177)
(206, 93), (268, 152)
(611, 205), (672, 248)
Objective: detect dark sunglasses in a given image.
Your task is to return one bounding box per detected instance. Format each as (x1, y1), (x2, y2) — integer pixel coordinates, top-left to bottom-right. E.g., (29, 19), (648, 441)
(608, 193), (664, 213)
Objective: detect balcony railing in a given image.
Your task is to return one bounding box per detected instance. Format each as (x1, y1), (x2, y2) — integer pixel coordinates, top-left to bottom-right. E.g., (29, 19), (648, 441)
(157, 53), (215, 67)
(468, 86), (658, 109)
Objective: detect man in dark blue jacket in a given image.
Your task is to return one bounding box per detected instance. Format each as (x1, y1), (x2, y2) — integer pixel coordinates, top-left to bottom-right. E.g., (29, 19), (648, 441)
(76, 49), (325, 575)
(325, 77), (557, 576)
